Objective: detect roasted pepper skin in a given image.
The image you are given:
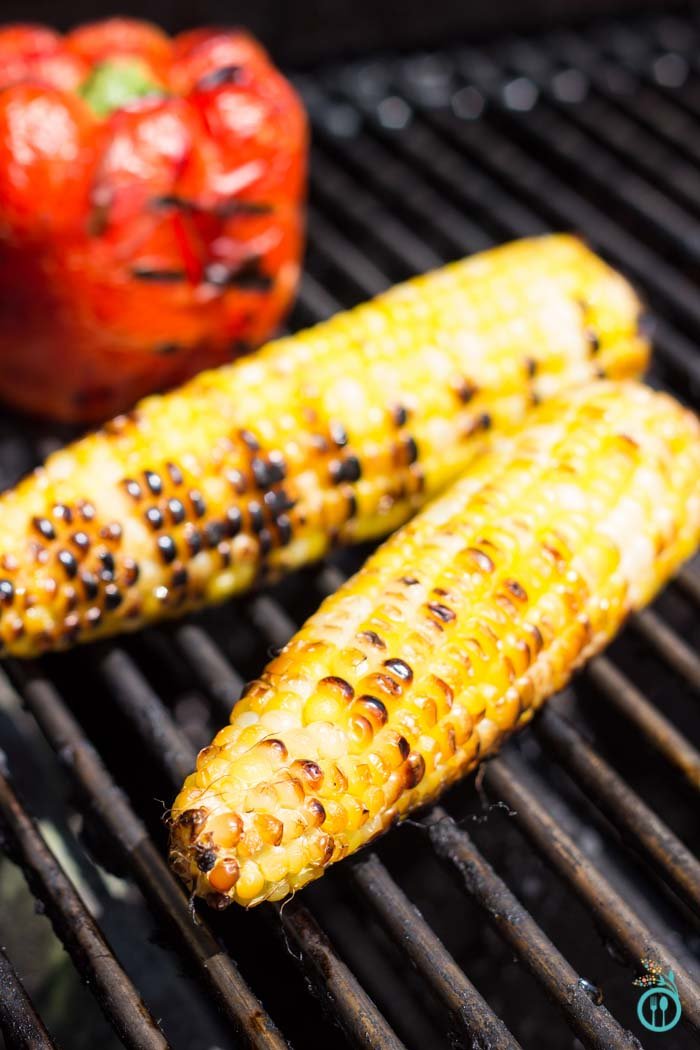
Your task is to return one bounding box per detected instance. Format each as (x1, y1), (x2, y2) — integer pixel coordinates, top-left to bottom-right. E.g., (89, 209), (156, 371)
(170, 381), (700, 907)
(0, 19), (307, 422)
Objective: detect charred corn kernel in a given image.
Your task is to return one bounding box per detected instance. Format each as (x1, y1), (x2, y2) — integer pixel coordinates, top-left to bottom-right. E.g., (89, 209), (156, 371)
(171, 382), (700, 907)
(0, 236), (647, 658)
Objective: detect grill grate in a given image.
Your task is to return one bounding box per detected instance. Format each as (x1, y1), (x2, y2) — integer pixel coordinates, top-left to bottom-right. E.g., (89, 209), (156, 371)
(1, 11), (700, 1050)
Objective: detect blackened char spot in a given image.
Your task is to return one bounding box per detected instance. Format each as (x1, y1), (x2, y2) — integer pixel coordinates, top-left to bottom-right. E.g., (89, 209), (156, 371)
(330, 456), (361, 484)
(104, 584), (123, 610)
(239, 429), (260, 451)
(276, 515), (292, 545)
(53, 504), (72, 524)
(403, 436), (419, 464)
(397, 736), (410, 761)
(357, 630), (386, 649)
(320, 676), (354, 700)
(145, 507), (164, 531)
(190, 491), (206, 518)
(264, 489), (294, 513)
(196, 848), (218, 873)
(153, 194), (269, 218)
(204, 258), (272, 291)
(428, 601), (456, 623)
(186, 528), (203, 556)
(123, 479), (142, 500)
(80, 571), (99, 600)
(99, 554), (115, 579)
(131, 266), (186, 283)
(144, 471), (163, 495)
(330, 422), (348, 447)
(225, 507), (242, 537)
(172, 566), (189, 588)
(168, 499), (186, 524)
(32, 517), (55, 541)
(196, 64), (243, 91)
(505, 579), (528, 602)
(167, 462), (184, 486)
(157, 536), (177, 564)
(214, 200), (272, 218)
(248, 503), (264, 533)
(585, 328), (601, 354)
(383, 658), (413, 682)
(205, 522), (225, 548)
(57, 550), (78, 578)
(358, 695), (388, 725)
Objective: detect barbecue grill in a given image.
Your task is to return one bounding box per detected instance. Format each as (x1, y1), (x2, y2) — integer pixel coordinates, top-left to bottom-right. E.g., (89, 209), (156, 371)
(1, 8), (700, 1050)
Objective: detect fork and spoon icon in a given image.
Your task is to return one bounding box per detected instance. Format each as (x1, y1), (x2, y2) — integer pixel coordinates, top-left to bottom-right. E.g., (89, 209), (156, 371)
(648, 994), (671, 1029)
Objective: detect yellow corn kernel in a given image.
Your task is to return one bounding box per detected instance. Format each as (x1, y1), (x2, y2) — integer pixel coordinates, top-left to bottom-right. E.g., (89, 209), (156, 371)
(171, 382), (700, 907)
(0, 237), (647, 658)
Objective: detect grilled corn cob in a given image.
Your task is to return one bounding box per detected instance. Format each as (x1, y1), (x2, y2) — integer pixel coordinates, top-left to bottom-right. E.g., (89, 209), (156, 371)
(170, 381), (700, 907)
(0, 235), (647, 657)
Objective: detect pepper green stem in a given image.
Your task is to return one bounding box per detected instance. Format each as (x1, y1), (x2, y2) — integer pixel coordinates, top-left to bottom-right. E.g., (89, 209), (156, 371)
(79, 59), (164, 117)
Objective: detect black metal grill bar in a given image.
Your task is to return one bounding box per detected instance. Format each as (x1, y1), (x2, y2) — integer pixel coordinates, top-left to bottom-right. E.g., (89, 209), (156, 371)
(594, 24), (700, 156)
(306, 89), (504, 255)
(310, 69), (700, 395)
(172, 623), (245, 718)
(535, 704), (700, 917)
(586, 656), (700, 794)
(423, 807), (642, 1050)
(677, 564), (700, 608)
(349, 853), (521, 1049)
(308, 150), (444, 274)
(631, 609), (700, 694)
(495, 41), (700, 260)
(309, 135), (494, 260)
(0, 942), (56, 1050)
(483, 756), (700, 1033)
(95, 647), (196, 785)
(536, 31), (700, 215)
(4, 662), (289, 1050)
(0, 752), (169, 1050)
(277, 898), (407, 1050)
(413, 73), (700, 388)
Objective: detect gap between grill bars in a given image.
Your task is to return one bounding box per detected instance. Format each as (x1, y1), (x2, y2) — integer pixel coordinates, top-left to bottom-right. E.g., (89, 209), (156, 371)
(1, 10), (700, 1050)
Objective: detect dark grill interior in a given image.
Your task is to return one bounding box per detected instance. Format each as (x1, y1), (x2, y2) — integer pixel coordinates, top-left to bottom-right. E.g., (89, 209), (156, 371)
(1, 10), (700, 1050)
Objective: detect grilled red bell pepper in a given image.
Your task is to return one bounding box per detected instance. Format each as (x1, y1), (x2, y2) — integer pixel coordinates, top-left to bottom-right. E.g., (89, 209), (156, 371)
(0, 18), (307, 422)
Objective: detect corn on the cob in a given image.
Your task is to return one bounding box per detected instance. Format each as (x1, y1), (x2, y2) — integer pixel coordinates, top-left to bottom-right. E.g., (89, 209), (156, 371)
(0, 235), (647, 658)
(170, 381), (700, 908)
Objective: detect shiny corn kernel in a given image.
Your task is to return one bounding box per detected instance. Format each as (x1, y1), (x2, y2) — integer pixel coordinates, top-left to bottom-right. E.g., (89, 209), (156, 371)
(206, 811), (242, 849)
(209, 858), (240, 893)
(322, 799), (349, 835)
(236, 860), (266, 902)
